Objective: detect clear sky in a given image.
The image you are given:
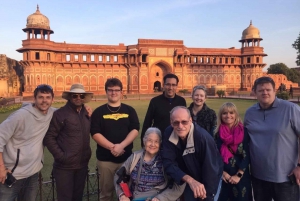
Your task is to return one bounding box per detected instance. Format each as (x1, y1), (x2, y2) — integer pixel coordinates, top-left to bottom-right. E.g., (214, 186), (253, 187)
(1, 0), (299, 71)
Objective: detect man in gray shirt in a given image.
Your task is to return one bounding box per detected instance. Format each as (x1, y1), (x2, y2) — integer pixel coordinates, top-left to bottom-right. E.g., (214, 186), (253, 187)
(244, 76), (300, 201)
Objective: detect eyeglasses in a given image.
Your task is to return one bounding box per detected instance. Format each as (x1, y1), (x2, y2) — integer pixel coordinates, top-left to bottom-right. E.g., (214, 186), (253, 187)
(71, 94), (85, 99)
(164, 83), (177, 87)
(36, 84), (53, 90)
(171, 120), (190, 127)
(107, 89), (121, 93)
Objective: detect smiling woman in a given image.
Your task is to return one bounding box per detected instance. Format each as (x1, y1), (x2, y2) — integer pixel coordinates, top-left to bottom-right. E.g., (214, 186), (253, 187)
(214, 102), (252, 201)
(114, 127), (185, 201)
(188, 85), (217, 136)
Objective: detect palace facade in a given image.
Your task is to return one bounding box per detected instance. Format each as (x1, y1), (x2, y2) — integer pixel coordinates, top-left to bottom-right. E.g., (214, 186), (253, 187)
(17, 6), (275, 96)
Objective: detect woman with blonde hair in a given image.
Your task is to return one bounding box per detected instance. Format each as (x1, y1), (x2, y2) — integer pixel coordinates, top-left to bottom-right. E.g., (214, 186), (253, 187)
(188, 85), (217, 136)
(215, 102), (252, 201)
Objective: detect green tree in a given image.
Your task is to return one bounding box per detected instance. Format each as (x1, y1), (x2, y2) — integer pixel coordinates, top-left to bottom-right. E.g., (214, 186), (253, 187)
(288, 68), (300, 83)
(267, 63), (289, 75)
(267, 63), (300, 84)
(292, 32), (300, 66)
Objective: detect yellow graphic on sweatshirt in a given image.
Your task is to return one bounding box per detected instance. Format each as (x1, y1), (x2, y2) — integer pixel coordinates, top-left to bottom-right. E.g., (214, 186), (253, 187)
(103, 113), (129, 120)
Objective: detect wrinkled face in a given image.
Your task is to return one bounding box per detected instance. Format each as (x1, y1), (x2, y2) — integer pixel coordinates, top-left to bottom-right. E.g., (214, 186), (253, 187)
(69, 93), (85, 107)
(106, 86), (122, 104)
(254, 83), (276, 109)
(144, 133), (160, 156)
(192, 89), (206, 107)
(34, 92), (53, 114)
(221, 109), (236, 128)
(170, 108), (192, 140)
(163, 78), (178, 98)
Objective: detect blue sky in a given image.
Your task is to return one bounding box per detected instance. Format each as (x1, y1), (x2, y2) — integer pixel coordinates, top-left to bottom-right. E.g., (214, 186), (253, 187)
(1, 0), (299, 70)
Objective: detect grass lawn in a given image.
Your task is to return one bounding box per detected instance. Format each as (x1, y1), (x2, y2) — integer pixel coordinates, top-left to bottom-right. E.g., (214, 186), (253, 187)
(0, 98), (257, 181)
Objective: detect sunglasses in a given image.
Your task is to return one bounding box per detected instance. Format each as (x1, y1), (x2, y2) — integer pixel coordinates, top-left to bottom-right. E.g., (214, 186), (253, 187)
(71, 94), (85, 99)
(36, 84), (53, 90)
(171, 120), (190, 127)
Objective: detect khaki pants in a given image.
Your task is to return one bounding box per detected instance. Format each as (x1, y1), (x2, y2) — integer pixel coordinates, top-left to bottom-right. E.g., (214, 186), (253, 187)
(97, 160), (122, 201)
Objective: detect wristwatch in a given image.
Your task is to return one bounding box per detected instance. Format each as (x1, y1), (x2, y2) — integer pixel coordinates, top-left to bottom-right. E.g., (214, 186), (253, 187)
(237, 172), (243, 178)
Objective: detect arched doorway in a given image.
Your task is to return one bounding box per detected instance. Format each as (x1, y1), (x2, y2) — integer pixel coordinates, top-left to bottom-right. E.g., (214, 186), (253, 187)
(150, 61), (172, 93)
(153, 81), (161, 91)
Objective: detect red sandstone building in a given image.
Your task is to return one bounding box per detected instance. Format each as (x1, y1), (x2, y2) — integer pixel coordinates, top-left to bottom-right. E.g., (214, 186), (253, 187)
(18, 6), (283, 96)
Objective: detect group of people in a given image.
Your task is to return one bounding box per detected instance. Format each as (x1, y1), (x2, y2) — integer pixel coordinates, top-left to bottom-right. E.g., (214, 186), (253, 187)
(0, 74), (299, 201)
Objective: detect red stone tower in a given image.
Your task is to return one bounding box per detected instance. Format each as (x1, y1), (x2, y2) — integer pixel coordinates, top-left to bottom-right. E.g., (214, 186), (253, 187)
(18, 5), (55, 94)
(239, 21), (267, 90)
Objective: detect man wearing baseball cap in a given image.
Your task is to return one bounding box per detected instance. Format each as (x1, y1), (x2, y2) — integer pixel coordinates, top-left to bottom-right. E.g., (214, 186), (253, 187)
(44, 83), (93, 201)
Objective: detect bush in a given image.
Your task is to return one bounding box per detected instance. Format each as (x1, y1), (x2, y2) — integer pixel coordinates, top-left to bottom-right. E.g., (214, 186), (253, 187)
(0, 103), (22, 113)
(276, 92), (289, 100)
(216, 90), (225, 98)
(179, 89), (189, 95)
(0, 97), (7, 106)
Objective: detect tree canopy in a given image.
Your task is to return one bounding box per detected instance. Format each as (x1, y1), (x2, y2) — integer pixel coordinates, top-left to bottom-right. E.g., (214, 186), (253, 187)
(267, 63), (300, 84)
(267, 63), (289, 74)
(292, 32), (300, 66)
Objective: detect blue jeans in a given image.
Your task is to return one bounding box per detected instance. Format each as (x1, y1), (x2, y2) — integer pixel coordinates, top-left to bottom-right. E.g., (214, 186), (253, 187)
(214, 177), (222, 201)
(252, 176), (299, 201)
(0, 172), (39, 201)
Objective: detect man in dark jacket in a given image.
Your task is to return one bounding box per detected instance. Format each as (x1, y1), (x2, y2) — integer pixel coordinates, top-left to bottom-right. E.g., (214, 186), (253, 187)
(44, 83), (93, 201)
(141, 74), (186, 146)
(162, 106), (223, 201)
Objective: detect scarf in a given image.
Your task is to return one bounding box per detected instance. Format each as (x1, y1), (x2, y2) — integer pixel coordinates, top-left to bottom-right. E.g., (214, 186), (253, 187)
(219, 123), (244, 164)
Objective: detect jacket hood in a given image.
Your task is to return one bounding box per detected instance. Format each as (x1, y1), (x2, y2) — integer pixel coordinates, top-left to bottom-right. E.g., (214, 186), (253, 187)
(21, 103), (52, 120)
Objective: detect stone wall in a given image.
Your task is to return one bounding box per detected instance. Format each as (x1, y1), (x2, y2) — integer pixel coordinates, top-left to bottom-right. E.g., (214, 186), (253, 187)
(0, 54), (24, 97)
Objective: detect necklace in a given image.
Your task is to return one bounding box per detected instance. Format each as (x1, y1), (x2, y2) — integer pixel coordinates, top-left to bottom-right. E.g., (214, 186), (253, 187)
(106, 103), (121, 113)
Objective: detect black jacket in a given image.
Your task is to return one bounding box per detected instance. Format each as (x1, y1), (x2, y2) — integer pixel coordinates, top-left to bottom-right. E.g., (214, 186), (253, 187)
(162, 123), (223, 201)
(188, 102), (217, 136)
(44, 101), (92, 169)
(141, 93), (186, 146)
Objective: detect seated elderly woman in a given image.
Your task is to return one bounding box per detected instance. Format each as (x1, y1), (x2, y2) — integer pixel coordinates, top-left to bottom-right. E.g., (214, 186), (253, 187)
(114, 127), (185, 201)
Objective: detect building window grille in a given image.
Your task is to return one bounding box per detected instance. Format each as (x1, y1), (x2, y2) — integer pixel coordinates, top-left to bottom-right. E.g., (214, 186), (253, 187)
(35, 52), (40, 60)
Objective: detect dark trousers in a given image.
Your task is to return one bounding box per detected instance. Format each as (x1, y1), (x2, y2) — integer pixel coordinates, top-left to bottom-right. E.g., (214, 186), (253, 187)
(252, 176), (299, 201)
(53, 166), (88, 201)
